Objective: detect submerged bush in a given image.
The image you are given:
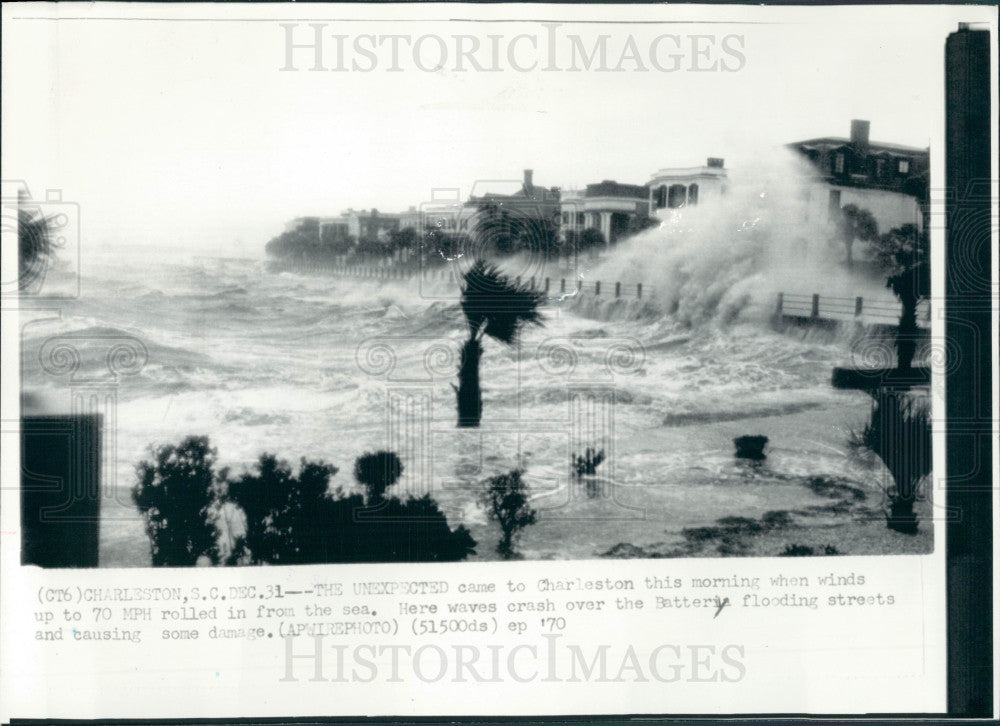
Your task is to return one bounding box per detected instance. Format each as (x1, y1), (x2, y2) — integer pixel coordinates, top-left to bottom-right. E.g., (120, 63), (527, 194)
(573, 447), (605, 478)
(479, 469), (537, 558)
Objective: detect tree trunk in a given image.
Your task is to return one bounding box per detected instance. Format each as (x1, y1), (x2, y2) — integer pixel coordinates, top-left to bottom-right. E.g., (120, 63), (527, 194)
(896, 293), (918, 370)
(498, 541), (513, 558)
(887, 497), (918, 535)
(456, 337), (483, 428)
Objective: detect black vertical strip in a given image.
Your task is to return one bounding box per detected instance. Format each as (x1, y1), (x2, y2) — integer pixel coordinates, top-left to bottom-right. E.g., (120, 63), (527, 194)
(945, 25), (993, 717)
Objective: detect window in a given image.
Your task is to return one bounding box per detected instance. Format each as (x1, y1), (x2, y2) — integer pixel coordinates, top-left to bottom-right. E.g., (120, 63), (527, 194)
(688, 184), (699, 206)
(561, 212), (568, 224)
(668, 184), (687, 209)
(876, 158), (885, 179)
(898, 159), (910, 174)
(828, 189), (841, 219)
(655, 186), (667, 209)
(834, 153), (845, 174)
(576, 212), (585, 225)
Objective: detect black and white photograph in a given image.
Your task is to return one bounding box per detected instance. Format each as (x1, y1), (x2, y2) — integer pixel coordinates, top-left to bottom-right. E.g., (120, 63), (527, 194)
(13, 8), (943, 567)
(2, 2), (994, 720)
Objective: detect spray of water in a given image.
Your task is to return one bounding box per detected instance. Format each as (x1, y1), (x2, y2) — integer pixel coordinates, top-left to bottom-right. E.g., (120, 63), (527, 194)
(587, 148), (884, 327)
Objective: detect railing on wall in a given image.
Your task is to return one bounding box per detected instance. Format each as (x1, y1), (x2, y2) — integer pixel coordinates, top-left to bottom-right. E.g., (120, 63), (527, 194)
(775, 292), (932, 327)
(275, 260), (648, 299)
(274, 262), (932, 324)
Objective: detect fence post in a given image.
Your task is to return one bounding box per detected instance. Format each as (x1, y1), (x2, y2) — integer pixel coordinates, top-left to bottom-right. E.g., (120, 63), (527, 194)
(530, 277), (535, 290)
(515, 275), (521, 286)
(637, 283), (642, 299)
(577, 279), (582, 292)
(615, 281), (621, 298)
(544, 277), (550, 293)
(561, 278), (566, 293)
(811, 293), (820, 318)
(595, 281), (601, 296)
(776, 292), (783, 314)
(855, 296), (863, 316)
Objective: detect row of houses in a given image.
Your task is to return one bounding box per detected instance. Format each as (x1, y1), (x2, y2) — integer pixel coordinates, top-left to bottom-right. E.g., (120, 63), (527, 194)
(285, 120), (928, 250)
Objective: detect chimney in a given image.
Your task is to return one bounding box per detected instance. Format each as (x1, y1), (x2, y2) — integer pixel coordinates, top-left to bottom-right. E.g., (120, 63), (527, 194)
(523, 169), (533, 190)
(707, 157), (725, 168)
(850, 119), (870, 152)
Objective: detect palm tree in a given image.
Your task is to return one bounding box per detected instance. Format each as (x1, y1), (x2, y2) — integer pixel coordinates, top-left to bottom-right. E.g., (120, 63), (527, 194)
(455, 260), (546, 427)
(855, 392), (931, 534)
(18, 203), (53, 291)
(873, 224), (929, 370)
(354, 451), (403, 504)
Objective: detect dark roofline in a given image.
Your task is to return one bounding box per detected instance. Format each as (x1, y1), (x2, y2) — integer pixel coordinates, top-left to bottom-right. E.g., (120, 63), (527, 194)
(787, 137), (928, 154)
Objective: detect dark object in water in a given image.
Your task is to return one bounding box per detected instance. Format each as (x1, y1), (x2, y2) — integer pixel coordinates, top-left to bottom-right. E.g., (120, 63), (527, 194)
(573, 447), (605, 478)
(734, 435), (768, 461)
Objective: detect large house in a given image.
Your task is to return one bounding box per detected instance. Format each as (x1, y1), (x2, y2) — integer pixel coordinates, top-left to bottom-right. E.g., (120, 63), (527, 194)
(463, 169), (562, 241)
(285, 210), (402, 245)
(284, 216), (351, 246)
(787, 120), (929, 234)
(399, 202), (466, 234)
(560, 180), (650, 245)
(648, 158), (728, 214)
(465, 169), (561, 215)
(346, 209), (401, 241)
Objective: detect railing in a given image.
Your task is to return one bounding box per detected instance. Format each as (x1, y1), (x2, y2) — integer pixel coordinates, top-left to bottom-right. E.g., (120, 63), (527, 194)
(275, 260), (647, 299)
(775, 292), (931, 327)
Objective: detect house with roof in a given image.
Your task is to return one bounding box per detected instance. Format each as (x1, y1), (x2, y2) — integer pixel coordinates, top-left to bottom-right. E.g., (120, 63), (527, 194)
(560, 180), (651, 245)
(462, 169), (562, 249)
(648, 158), (728, 214)
(787, 119), (929, 234)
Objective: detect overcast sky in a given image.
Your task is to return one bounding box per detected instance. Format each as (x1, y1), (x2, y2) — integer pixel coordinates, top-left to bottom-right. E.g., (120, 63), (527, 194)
(2, 3), (993, 254)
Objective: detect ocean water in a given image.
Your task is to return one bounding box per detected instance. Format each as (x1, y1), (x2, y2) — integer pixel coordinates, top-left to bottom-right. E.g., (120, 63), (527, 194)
(21, 240), (902, 565)
(23, 153), (931, 564)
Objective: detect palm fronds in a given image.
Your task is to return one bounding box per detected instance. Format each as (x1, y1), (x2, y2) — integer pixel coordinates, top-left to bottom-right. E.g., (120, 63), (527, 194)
(460, 260), (545, 344)
(18, 208), (53, 289)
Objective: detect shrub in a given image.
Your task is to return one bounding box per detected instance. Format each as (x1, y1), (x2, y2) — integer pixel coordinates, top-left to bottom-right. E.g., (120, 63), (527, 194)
(225, 454), (341, 565)
(573, 447), (605, 478)
(354, 451), (403, 504)
(134, 440), (476, 565)
(132, 436), (221, 566)
(355, 495), (477, 562)
(480, 469), (537, 558)
(780, 544), (842, 557)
